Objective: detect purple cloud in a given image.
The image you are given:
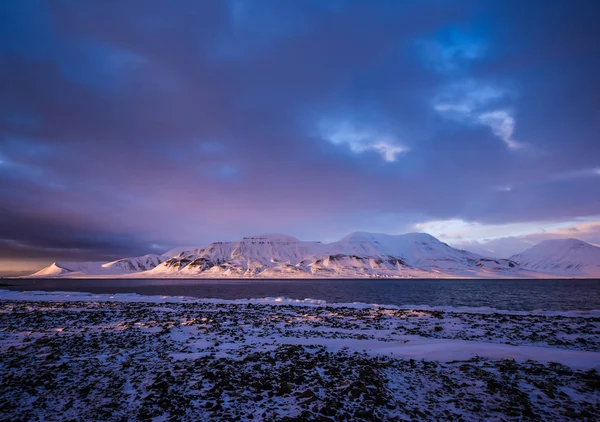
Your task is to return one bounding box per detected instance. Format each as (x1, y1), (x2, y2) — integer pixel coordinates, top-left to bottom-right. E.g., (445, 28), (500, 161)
(1, 0), (599, 270)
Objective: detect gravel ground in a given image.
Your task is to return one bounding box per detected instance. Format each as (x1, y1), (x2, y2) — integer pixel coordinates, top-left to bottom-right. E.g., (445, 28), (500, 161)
(1, 298), (599, 421)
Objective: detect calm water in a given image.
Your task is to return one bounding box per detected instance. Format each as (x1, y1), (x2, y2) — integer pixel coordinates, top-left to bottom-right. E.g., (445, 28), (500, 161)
(2, 278), (600, 311)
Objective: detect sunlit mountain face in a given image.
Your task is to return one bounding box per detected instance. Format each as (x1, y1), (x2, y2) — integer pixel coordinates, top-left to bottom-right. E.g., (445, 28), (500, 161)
(1, 0), (600, 274)
(28, 233), (600, 279)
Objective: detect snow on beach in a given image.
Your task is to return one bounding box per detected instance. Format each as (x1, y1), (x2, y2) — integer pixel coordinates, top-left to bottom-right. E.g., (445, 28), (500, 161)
(1, 290), (599, 421)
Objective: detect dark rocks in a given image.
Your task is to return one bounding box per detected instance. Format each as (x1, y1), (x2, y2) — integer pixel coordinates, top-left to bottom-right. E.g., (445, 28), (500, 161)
(354, 409), (373, 418)
(1, 299), (599, 422)
(245, 352), (260, 362)
(297, 389), (316, 399)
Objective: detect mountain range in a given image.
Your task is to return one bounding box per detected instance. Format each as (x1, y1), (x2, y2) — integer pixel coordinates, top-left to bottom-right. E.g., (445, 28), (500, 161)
(28, 232), (600, 279)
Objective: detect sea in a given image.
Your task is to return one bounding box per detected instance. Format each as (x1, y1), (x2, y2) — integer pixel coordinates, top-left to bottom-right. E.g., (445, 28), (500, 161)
(2, 278), (600, 311)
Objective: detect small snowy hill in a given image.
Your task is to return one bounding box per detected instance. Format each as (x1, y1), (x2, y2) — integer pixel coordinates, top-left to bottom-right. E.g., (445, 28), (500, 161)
(30, 255), (166, 278)
(510, 239), (600, 277)
(31, 262), (107, 277)
(30, 263), (76, 277)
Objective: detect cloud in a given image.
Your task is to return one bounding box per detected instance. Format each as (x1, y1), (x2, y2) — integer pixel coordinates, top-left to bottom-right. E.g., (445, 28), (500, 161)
(520, 221), (600, 245)
(477, 110), (521, 150)
(434, 81), (504, 113)
(1, 0), (599, 269)
(319, 120), (408, 162)
(420, 30), (522, 150)
(415, 217), (600, 256)
(59, 41), (147, 92)
(452, 237), (536, 258)
(434, 80), (522, 149)
(413, 218), (552, 243)
(550, 167), (600, 181)
(418, 29), (487, 73)
(0, 207), (156, 262)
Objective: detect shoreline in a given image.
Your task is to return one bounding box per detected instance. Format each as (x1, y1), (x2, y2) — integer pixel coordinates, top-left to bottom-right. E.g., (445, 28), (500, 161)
(1, 294), (599, 420)
(2, 289), (600, 316)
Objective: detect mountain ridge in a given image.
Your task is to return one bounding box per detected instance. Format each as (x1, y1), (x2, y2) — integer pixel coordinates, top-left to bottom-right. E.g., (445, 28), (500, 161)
(27, 233), (599, 279)
(509, 238), (600, 277)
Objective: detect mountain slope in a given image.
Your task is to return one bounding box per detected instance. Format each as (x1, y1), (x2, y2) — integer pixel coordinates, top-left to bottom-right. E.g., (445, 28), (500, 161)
(30, 262), (107, 277)
(510, 238), (600, 277)
(30, 255), (166, 278)
(28, 232), (529, 279)
(333, 232), (497, 268)
(149, 234), (328, 277)
(102, 254), (167, 273)
(30, 263), (79, 277)
(31, 233), (600, 279)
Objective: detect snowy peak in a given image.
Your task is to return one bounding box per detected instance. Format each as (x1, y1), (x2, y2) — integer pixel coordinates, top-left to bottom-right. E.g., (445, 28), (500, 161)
(333, 232), (478, 269)
(339, 231), (438, 245)
(530, 238), (591, 251)
(30, 261), (106, 277)
(335, 232), (442, 255)
(241, 234), (301, 243)
(30, 255), (166, 278)
(31, 263), (72, 277)
(510, 238), (600, 277)
(154, 234), (327, 276)
(102, 254), (166, 273)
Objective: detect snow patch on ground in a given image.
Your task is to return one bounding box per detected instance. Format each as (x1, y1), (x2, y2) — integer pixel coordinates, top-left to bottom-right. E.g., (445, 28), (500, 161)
(1, 291), (599, 420)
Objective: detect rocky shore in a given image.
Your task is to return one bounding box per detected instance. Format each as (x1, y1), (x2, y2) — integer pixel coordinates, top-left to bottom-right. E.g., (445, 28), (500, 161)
(1, 292), (599, 421)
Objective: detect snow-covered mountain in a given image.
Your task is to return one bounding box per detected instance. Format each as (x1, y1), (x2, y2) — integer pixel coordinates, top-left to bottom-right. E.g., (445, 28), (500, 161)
(102, 254), (167, 273)
(28, 232), (530, 279)
(154, 234), (328, 277)
(30, 254), (166, 278)
(31, 262), (106, 278)
(453, 237), (536, 259)
(27, 233), (600, 279)
(510, 238), (600, 277)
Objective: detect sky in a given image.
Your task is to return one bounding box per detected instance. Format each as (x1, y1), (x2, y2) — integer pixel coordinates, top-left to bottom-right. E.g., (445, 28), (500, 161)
(1, 0), (600, 273)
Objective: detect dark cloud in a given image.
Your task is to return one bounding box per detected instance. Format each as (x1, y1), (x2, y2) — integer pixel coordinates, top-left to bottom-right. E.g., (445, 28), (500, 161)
(0, 0), (599, 267)
(0, 207), (154, 261)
